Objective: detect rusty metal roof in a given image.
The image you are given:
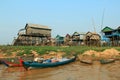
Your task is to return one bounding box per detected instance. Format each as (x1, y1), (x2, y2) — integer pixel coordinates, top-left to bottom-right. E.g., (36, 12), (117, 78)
(25, 23), (51, 30)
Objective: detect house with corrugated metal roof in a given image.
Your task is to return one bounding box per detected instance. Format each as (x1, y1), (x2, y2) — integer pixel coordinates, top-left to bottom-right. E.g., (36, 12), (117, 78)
(25, 23), (51, 37)
(55, 35), (64, 46)
(101, 26), (113, 37)
(101, 26), (120, 46)
(13, 23), (52, 46)
(71, 32), (86, 46)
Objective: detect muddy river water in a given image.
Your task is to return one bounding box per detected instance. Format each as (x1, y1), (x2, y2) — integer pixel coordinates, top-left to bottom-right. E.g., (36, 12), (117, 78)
(0, 61), (120, 80)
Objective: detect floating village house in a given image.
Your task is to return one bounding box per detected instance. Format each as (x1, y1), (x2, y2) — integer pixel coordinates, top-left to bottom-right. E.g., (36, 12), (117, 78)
(101, 26), (120, 46)
(13, 23), (51, 46)
(64, 34), (72, 46)
(63, 32), (86, 46)
(72, 32), (80, 45)
(71, 32), (86, 46)
(55, 35), (64, 46)
(84, 31), (101, 46)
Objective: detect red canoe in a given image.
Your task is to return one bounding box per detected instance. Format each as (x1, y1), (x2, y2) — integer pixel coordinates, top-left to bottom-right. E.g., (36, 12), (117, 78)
(1, 58), (23, 67)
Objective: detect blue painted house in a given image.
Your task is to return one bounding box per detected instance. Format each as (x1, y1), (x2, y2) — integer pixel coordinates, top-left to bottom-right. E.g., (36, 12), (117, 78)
(101, 26), (120, 46)
(55, 35), (64, 46)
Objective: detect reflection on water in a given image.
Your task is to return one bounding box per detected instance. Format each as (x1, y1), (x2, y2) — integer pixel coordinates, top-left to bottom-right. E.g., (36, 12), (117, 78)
(0, 61), (120, 80)
(0, 65), (25, 80)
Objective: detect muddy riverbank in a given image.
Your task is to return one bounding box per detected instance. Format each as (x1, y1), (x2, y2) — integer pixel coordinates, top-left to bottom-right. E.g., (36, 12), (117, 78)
(0, 60), (120, 80)
(0, 48), (120, 80)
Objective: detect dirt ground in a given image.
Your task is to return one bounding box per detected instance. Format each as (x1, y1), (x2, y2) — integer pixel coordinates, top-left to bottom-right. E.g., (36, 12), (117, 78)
(78, 48), (120, 61)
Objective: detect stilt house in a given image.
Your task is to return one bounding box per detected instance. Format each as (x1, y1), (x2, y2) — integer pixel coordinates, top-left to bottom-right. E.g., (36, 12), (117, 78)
(13, 23), (51, 46)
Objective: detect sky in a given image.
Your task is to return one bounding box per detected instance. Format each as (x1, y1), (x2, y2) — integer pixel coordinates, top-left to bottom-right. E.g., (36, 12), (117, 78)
(0, 0), (120, 45)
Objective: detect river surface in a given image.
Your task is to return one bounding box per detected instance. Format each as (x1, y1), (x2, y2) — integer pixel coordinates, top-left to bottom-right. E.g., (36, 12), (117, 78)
(0, 61), (120, 80)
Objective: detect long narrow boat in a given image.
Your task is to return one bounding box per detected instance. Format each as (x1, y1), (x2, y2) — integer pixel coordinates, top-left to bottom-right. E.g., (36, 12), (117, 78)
(100, 59), (115, 64)
(1, 58), (23, 67)
(22, 56), (76, 70)
(80, 59), (93, 64)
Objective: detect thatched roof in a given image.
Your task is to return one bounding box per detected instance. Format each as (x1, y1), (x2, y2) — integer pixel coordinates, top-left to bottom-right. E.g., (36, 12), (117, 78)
(86, 31), (94, 36)
(90, 34), (101, 40)
(25, 23), (51, 30)
(85, 32), (101, 40)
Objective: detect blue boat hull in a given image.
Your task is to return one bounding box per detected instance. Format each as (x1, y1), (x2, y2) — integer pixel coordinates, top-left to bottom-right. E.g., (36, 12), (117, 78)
(22, 56), (76, 69)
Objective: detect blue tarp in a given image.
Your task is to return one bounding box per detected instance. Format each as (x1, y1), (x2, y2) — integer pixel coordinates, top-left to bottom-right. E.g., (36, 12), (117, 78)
(101, 36), (110, 42)
(112, 32), (120, 36)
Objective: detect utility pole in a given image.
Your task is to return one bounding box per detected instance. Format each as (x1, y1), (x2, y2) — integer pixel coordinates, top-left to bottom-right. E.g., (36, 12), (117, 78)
(92, 17), (96, 33)
(101, 8), (105, 36)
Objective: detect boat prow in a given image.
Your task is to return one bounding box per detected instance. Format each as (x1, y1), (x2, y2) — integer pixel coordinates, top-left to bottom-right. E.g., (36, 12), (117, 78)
(1, 60), (23, 67)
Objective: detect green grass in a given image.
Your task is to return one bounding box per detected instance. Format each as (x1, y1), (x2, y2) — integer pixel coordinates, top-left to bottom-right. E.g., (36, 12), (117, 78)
(0, 45), (119, 56)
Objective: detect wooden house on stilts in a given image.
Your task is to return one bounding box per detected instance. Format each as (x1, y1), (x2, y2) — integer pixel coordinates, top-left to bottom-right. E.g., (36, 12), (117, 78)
(13, 23), (51, 46)
(101, 26), (120, 46)
(84, 31), (101, 46)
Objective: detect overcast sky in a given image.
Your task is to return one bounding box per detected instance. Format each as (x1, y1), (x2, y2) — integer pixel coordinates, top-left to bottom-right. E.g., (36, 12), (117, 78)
(0, 0), (120, 45)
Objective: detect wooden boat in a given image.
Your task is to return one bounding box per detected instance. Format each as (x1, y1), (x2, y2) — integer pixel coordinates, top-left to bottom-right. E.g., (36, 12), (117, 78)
(80, 59), (93, 64)
(22, 56), (76, 70)
(1, 60), (23, 67)
(100, 59), (115, 64)
(1, 58), (23, 67)
(78, 55), (93, 64)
